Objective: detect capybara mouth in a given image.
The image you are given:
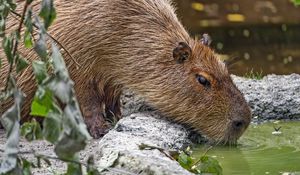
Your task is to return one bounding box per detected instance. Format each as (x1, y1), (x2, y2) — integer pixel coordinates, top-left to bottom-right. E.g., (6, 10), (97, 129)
(222, 118), (250, 145)
(201, 116), (251, 146)
(205, 132), (241, 146)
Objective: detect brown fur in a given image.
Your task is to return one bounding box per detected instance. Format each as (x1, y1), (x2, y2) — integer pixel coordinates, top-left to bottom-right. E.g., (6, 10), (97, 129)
(0, 0), (251, 142)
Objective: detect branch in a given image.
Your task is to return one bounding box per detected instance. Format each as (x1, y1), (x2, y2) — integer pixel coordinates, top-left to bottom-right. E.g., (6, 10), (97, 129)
(139, 143), (177, 160)
(0, 148), (138, 175)
(191, 146), (213, 167)
(4, 1), (29, 90)
(10, 10), (81, 68)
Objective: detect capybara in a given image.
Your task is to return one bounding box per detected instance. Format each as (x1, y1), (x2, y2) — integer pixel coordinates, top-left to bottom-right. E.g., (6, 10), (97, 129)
(0, 0), (251, 143)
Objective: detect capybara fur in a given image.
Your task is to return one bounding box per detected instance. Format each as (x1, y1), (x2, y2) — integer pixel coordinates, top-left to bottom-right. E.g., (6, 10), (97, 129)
(0, 0), (251, 142)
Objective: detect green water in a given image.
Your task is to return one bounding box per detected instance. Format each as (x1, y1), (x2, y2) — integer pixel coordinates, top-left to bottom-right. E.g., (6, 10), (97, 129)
(193, 121), (300, 175)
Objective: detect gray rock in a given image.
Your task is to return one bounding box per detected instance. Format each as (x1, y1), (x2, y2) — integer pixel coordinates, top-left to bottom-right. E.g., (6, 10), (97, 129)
(120, 90), (153, 117)
(232, 74), (300, 122)
(97, 113), (192, 175)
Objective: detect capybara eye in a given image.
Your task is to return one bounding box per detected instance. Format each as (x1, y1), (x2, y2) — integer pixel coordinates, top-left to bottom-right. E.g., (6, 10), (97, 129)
(196, 74), (211, 88)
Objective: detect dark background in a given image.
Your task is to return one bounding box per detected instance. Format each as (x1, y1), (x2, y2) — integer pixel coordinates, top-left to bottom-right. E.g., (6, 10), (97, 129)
(174, 0), (300, 75)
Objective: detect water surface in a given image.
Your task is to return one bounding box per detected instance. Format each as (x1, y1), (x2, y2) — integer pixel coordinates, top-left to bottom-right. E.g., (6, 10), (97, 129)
(193, 121), (300, 175)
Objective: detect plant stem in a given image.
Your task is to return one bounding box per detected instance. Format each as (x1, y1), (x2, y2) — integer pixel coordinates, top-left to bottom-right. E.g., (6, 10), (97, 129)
(4, 2), (30, 91)
(0, 149), (138, 175)
(191, 146), (213, 167)
(10, 10), (82, 68)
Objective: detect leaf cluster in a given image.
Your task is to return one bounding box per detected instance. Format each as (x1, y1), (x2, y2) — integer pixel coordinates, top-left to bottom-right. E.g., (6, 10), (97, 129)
(291, 0), (300, 6)
(176, 148), (223, 175)
(0, 0), (95, 174)
(139, 144), (223, 175)
(244, 69), (263, 80)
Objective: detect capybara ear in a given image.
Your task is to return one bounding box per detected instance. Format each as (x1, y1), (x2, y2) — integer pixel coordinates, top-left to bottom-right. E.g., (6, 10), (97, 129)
(173, 42), (192, 64)
(200, 33), (212, 46)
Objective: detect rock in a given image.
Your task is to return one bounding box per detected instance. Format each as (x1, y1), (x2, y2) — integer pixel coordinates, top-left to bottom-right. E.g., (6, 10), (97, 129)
(120, 90), (154, 117)
(232, 74), (300, 122)
(97, 113), (192, 175)
(0, 113), (193, 175)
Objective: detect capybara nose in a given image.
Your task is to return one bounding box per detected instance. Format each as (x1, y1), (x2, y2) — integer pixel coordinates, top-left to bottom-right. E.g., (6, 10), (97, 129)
(232, 118), (247, 131)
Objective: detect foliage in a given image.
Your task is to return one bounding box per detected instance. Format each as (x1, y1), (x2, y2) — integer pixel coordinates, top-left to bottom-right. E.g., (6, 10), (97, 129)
(139, 144), (223, 175)
(244, 69), (263, 80)
(0, 0), (94, 174)
(291, 0), (300, 6)
(176, 148), (223, 175)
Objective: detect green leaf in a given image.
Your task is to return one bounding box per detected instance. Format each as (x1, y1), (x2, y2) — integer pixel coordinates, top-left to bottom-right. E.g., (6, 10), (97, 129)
(47, 43), (90, 161)
(194, 156), (223, 175)
(39, 0), (56, 29)
(34, 34), (47, 61)
(54, 125), (88, 159)
(0, 81), (24, 174)
(30, 87), (54, 117)
(53, 100), (91, 158)
(24, 9), (33, 48)
(21, 121), (43, 141)
(8, 1), (17, 11)
(25, 9), (33, 32)
(0, 17), (5, 37)
(21, 158), (32, 175)
(24, 30), (33, 48)
(0, 2), (15, 18)
(43, 112), (62, 143)
(178, 151), (193, 170)
(66, 162), (82, 175)
(32, 61), (48, 84)
(16, 55), (29, 73)
(3, 36), (14, 64)
(292, 0), (300, 5)
(51, 43), (69, 77)
(48, 77), (72, 103)
(30, 100), (49, 117)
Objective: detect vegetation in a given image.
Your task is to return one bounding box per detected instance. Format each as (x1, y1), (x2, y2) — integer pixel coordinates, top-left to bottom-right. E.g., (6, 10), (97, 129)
(244, 69), (263, 80)
(0, 0), (96, 174)
(139, 144), (223, 175)
(292, 0), (300, 5)
(176, 147), (222, 175)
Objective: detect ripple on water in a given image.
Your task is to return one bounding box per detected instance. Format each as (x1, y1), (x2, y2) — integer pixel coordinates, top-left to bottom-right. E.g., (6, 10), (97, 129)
(193, 121), (300, 175)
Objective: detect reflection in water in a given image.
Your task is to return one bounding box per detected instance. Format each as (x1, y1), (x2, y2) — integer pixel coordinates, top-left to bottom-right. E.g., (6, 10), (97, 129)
(193, 122), (300, 175)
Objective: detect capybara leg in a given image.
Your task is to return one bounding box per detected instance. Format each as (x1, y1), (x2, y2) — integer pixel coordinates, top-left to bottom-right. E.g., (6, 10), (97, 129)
(79, 79), (109, 139)
(104, 85), (122, 125)
(83, 107), (109, 138)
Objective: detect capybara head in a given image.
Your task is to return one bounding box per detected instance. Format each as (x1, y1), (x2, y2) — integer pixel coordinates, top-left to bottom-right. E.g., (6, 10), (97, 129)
(169, 40), (251, 144)
(99, 0), (252, 143)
